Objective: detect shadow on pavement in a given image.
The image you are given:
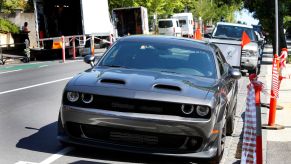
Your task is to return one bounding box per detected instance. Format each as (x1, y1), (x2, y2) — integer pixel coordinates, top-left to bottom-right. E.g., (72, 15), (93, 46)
(66, 146), (204, 164)
(16, 122), (62, 154)
(69, 161), (105, 164)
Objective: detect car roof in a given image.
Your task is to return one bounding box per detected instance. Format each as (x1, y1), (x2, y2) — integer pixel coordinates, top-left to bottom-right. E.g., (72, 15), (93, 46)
(158, 18), (178, 21)
(172, 13), (193, 17)
(117, 35), (214, 52)
(217, 22), (253, 28)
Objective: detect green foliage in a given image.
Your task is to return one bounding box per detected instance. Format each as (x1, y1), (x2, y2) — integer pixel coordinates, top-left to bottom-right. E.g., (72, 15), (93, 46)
(244, 0), (290, 51)
(0, 18), (20, 34)
(108, 0), (241, 24)
(287, 55), (291, 64)
(284, 16), (291, 28)
(1, 0), (26, 14)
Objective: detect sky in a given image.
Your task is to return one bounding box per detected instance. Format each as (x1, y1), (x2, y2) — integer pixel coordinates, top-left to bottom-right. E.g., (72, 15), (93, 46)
(235, 8), (260, 25)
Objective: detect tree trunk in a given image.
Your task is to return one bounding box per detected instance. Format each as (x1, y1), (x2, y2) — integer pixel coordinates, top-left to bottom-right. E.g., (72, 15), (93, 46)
(272, 0), (287, 56)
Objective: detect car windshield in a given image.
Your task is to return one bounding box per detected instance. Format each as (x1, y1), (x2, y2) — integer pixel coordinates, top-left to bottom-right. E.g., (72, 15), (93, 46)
(158, 21), (173, 28)
(99, 40), (217, 78)
(179, 20), (187, 25)
(213, 24), (256, 41)
(252, 25), (262, 33)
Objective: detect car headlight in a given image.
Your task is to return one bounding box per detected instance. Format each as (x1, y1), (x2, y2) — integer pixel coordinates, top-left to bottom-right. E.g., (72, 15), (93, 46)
(181, 104), (195, 115)
(81, 93), (93, 104)
(196, 106), (210, 117)
(243, 50), (257, 57)
(67, 92), (79, 102)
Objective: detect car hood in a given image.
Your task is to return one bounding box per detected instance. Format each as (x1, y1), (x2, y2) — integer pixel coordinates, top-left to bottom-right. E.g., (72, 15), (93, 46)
(67, 68), (218, 102)
(208, 38), (258, 49)
(208, 38), (241, 45)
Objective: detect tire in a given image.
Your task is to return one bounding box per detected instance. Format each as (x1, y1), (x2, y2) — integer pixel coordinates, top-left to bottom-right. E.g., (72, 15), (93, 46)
(210, 121), (226, 164)
(257, 64), (261, 75)
(248, 67), (258, 75)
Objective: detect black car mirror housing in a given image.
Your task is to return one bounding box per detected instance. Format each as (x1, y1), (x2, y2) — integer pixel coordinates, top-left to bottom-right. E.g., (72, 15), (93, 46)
(84, 55), (96, 68)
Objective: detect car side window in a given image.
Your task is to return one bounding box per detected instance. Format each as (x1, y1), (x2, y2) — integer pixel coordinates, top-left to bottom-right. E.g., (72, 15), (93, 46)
(216, 51), (226, 76)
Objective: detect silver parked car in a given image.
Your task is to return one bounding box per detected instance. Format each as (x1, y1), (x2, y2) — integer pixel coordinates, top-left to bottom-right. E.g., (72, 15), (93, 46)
(58, 35), (241, 163)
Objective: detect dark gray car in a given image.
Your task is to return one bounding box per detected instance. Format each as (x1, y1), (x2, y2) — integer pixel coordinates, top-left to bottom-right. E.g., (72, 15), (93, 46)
(58, 35), (241, 163)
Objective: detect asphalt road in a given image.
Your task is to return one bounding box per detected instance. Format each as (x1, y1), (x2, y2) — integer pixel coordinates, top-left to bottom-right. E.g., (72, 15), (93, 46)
(0, 57), (249, 164)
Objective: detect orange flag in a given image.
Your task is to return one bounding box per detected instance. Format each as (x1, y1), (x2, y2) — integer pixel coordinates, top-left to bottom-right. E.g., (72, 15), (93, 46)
(241, 31), (251, 48)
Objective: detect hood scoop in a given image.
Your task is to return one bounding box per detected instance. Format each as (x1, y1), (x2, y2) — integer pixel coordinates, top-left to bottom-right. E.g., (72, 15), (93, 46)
(154, 84), (182, 91)
(100, 78), (126, 85)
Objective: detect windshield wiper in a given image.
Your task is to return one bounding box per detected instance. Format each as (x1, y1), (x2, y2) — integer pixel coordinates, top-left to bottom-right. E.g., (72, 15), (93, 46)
(160, 70), (181, 75)
(102, 64), (127, 68)
(213, 36), (240, 41)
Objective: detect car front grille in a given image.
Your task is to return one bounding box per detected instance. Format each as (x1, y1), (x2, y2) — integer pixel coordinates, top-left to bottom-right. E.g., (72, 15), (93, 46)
(66, 122), (203, 151)
(64, 91), (212, 119)
(64, 94), (206, 118)
(241, 50), (246, 56)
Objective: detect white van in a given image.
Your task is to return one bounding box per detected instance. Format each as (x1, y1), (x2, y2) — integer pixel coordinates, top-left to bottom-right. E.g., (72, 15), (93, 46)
(172, 13), (194, 37)
(158, 19), (182, 37)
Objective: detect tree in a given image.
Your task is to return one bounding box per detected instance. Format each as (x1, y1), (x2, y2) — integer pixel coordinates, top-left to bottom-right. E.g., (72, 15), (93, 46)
(245, 0), (290, 54)
(0, 0), (26, 14)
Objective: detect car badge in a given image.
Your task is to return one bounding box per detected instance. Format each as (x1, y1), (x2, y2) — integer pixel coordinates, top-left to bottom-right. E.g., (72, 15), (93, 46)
(227, 51), (233, 59)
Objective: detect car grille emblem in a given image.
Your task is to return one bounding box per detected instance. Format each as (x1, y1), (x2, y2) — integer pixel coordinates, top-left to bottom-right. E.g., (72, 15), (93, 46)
(109, 131), (159, 145)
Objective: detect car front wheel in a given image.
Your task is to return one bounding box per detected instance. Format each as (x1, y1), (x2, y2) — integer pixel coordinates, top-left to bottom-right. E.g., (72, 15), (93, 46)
(210, 121), (226, 163)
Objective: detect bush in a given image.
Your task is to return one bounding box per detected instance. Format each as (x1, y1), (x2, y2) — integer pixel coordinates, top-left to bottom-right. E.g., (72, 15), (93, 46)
(287, 55), (291, 64)
(0, 18), (20, 34)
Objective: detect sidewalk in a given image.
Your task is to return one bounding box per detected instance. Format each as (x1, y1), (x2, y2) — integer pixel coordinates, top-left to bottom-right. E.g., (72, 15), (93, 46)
(259, 46), (291, 164)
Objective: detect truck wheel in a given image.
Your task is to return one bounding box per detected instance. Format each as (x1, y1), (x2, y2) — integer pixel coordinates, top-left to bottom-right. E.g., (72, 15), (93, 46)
(248, 67), (258, 75)
(257, 64), (261, 75)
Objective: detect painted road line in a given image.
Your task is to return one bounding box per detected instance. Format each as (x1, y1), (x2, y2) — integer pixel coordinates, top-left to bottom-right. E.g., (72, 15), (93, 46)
(15, 161), (38, 164)
(15, 147), (74, 164)
(62, 60), (83, 64)
(0, 69), (22, 75)
(0, 63), (45, 71)
(39, 65), (48, 68)
(39, 147), (74, 164)
(16, 146), (142, 164)
(0, 77), (72, 95)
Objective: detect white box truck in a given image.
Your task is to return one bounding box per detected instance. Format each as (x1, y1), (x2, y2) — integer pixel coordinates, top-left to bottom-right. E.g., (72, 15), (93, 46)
(172, 13), (194, 37)
(32, 0), (114, 57)
(112, 7), (149, 37)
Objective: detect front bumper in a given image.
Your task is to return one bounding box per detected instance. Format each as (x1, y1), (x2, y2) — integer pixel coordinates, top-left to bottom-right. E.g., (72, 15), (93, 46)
(58, 105), (220, 159)
(241, 56), (258, 70)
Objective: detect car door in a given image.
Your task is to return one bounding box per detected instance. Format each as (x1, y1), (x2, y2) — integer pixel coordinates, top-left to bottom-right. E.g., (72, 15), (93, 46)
(216, 49), (236, 116)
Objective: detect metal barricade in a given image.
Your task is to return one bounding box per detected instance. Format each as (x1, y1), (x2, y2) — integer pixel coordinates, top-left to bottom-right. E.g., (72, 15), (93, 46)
(36, 34), (112, 63)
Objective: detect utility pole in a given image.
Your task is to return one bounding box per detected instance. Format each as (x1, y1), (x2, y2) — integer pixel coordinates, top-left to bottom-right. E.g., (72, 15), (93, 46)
(275, 0), (279, 55)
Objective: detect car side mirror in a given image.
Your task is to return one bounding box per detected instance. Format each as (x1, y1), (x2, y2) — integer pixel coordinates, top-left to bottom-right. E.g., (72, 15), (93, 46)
(229, 68), (241, 79)
(84, 55), (96, 68)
